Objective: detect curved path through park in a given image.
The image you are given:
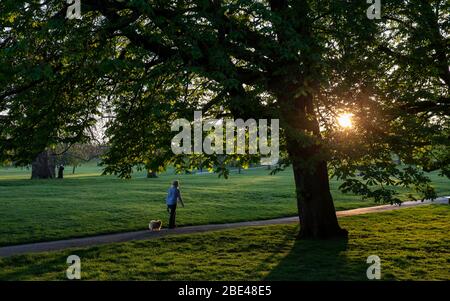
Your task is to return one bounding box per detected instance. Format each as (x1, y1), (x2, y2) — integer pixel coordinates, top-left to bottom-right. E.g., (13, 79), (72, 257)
(0, 197), (448, 258)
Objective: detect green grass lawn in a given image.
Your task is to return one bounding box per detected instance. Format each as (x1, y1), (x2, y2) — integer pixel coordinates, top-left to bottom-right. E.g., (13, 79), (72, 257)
(0, 165), (449, 246)
(0, 205), (448, 280)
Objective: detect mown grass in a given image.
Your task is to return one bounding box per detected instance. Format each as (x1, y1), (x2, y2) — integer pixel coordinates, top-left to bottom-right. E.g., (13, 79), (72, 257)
(0, 205), (448, 280)
(0, 165), (448, 246)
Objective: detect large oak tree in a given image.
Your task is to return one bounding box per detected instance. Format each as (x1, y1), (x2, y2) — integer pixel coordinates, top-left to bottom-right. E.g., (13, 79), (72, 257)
(0, 0), (448, 239)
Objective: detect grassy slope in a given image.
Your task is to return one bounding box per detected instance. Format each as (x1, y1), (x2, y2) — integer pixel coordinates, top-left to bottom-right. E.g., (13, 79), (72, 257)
(0, 165), (449, 246)
(0, 205), (448, 280)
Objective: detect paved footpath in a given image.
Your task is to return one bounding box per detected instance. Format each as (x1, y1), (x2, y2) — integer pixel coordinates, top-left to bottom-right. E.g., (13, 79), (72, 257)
(0, 197), (448, 258)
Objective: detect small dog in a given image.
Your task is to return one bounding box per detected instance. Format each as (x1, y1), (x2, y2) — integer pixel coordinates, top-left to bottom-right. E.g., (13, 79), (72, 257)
(149, 220), (162, 231)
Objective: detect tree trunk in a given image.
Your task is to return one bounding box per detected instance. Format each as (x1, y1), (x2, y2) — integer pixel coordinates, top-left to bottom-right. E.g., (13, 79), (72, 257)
(31, 151), (56, 179)
(290, 147), (347, 239)
(72, 166), (76, 174)
(267, 0), (345, 239)
(57, 165), (64, 179)
(280, 90), (347, 240)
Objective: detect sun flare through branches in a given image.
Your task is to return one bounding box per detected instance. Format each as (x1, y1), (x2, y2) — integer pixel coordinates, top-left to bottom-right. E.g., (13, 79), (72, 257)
(337, 113), (354, 129)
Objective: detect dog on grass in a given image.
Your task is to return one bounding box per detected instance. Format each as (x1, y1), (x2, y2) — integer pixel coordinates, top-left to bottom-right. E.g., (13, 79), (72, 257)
(149, 220), (162, 231)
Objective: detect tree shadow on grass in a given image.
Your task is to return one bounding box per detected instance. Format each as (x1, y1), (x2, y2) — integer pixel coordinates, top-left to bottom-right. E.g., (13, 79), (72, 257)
(265, 237), (367, 281)
(0, 247), (104, 280)
(0, 254), (68, 280)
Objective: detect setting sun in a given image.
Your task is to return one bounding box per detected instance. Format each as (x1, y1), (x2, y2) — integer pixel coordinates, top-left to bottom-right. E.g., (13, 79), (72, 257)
(337, 113), (353, 128)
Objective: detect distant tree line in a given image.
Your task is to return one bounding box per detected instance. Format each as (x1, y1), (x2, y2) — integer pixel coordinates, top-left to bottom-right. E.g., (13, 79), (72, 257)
(30, 144), (106, 179)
